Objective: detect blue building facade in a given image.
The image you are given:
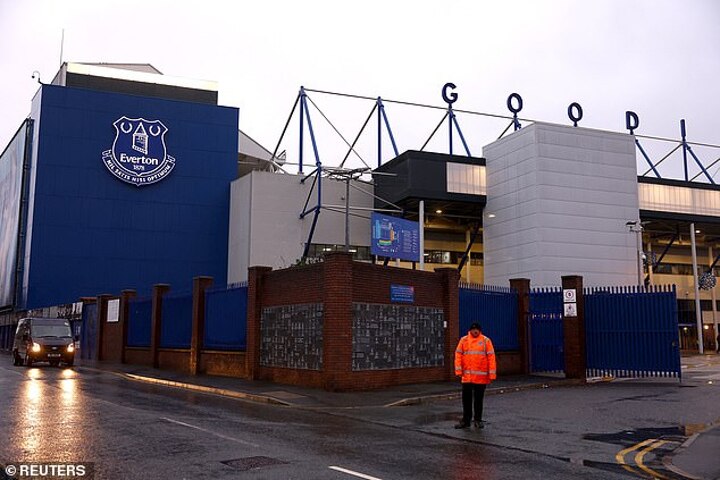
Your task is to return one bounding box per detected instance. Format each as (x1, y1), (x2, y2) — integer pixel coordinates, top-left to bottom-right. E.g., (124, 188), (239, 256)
(11, 84), (238, 309)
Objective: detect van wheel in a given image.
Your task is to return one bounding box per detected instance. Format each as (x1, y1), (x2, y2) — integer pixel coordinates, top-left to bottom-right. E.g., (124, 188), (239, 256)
(65, 359), (74, 367)
(12, 351), (21, 366)
(24, 354), (33, 367)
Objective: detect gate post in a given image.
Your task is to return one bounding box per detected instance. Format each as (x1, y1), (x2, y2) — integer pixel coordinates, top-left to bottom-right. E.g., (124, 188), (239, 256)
(562, 275), (586, 380)
(190, 276), (214, 375)
(150, 284), (171, 369)
(510, 278), (531, 375)
(120, 289), (136, 364)
(79, 297), (97, 361)
(96, 294), (113, 361)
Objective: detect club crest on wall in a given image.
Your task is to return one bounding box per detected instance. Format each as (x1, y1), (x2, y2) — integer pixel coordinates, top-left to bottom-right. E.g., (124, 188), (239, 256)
(101, 116), (176, 186)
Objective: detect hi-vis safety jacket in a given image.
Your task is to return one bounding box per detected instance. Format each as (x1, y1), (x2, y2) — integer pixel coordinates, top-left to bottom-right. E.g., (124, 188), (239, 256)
(454, 334), (497, 384)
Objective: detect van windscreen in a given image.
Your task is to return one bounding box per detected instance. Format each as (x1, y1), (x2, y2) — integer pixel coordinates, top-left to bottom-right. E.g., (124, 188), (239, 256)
(32, 324), (72, 338)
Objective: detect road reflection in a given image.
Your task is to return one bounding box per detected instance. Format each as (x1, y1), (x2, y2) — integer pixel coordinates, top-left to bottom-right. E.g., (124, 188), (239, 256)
(21, 369), (44, 457)
(449, 444), (496, 480)
(16, 367), (91, 464)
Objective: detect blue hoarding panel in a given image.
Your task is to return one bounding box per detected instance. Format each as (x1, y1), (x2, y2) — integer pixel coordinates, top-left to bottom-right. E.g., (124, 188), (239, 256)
(204, 285), (248, 350)
(127, 298), (152, 348)
(160, 293), (192, 349)
(370, 212), (420, 262)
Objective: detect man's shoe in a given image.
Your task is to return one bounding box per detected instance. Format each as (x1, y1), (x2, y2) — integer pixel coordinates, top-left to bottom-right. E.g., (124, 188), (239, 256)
(454, 421), (470, 429)
(474, 420), (485, 429)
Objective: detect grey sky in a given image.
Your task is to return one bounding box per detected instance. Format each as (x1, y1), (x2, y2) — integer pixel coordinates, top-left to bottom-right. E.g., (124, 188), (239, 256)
(1, 0), (718, 178)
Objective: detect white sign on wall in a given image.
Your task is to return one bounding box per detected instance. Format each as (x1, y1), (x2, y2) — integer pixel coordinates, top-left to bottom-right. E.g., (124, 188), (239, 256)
(107, 299), (120, 323)
(563, 302), (577, 317)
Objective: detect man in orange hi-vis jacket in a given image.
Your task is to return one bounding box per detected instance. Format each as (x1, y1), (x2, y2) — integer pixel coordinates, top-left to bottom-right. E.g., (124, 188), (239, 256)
(454, 322), (496, 429)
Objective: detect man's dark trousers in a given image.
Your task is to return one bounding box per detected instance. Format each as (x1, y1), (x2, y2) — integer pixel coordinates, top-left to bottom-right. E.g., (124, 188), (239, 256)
(462, 383), (487, 423)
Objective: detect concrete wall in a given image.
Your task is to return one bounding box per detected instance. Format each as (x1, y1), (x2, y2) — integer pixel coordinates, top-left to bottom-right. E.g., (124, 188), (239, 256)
(228, 171), (373, 283)
(483, 123), (639, 287)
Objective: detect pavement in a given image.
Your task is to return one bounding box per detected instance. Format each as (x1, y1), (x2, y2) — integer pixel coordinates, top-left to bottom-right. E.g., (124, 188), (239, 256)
(75, 360), (579, 408)
(75, 355), (720, 480)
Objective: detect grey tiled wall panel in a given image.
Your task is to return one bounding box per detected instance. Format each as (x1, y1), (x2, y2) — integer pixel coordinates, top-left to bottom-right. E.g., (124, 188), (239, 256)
(352, 303), (445, 371)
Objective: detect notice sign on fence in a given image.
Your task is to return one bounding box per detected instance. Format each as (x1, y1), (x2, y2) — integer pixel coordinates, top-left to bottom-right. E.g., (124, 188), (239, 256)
(563, 289), (576, 303)
(563, 288), (577, 317)
(107, 299), (119, 323)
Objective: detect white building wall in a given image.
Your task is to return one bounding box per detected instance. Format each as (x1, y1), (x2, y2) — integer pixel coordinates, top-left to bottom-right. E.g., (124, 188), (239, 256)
(483, 123), (639, 287)
(227, 171), (373, 283)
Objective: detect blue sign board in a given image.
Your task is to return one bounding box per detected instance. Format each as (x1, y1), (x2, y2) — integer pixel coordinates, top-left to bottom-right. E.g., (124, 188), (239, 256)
(371, 212), (420, 262)
(391, 284), (415, 304)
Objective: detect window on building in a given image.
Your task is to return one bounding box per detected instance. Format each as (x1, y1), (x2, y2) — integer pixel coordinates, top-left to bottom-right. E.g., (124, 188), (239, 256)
(446, 162), (486, 196)
(652, 263), (708, 276)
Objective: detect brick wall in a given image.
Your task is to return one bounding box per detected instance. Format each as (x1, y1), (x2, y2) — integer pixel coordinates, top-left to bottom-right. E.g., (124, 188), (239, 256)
(91, 258), (530, 390)
(248, 252), (460, 391)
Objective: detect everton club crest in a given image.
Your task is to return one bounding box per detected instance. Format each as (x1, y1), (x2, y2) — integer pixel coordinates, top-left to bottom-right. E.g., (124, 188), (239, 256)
(102, 116), (176, 186)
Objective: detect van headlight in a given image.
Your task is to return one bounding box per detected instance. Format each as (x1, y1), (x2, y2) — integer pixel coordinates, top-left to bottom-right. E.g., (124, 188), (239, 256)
(31, 342), (41, 353)
(67, 344), (75, 353)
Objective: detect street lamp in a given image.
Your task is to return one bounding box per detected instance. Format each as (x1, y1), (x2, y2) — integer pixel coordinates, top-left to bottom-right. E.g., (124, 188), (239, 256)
(626, 221), (644, 286)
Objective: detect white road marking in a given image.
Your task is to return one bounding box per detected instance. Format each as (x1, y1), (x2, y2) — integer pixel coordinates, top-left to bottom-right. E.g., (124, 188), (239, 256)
(329, 466), (384, 480)
(161, 417), (259, 447)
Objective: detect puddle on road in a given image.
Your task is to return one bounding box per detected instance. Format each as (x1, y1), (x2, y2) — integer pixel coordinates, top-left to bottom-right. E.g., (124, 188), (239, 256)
(585, 422), (718, 446)
(584, 426), (686, 446)
(412, 412), (459, 426)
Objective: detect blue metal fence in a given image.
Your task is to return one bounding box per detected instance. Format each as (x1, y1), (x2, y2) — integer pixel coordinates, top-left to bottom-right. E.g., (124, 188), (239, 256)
(529, 287), (564, 374)
(459, 283), (519, 351)
(585, 285), (681, 378)
(127, 297), (152, 348)
(80, 302), (99, 360)
(160, 292), (193, 349)
(204, 284), (248, 350)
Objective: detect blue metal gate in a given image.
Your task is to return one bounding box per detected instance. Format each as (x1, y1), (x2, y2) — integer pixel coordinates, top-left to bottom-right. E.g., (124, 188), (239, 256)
(459, 283), (519, 351)
(80, 302), (98, 360)
(585, 285), (681, 379)
(529, 288), (564, 374)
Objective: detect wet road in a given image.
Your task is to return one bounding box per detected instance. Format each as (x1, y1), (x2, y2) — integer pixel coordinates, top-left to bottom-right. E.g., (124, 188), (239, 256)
(1, 357), (718, 479)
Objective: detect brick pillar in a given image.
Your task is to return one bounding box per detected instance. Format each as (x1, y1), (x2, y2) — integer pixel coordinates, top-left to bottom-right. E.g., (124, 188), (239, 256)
(322, 252), (354, 391)
(562, 275), (586, 380)
(150, 284), (170, 369)
(190, 276), (214, 375)
(79, 297), (96, 361)
(436, 268), (461, 380)
(96, 294), (112, 361)
(510, 278), (531, 374)
(247, 267), (272, 380)
(119, 289), (136, 364)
